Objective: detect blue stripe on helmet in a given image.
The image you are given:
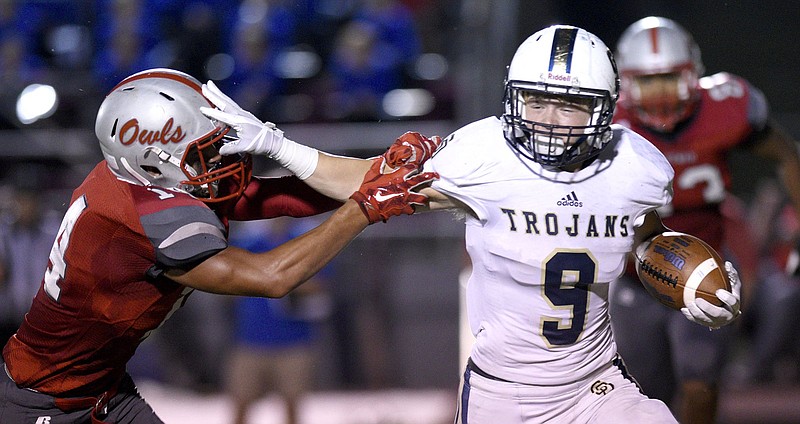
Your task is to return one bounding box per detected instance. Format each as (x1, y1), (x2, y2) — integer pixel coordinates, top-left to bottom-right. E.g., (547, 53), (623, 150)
(549, 27), (578, 74)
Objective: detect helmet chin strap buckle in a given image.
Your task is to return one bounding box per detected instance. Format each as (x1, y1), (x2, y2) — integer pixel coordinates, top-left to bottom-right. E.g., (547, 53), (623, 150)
(147, 147), (198, 177)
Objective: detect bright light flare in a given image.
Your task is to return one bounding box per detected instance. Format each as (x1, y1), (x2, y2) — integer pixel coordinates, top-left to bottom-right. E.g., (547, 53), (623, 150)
(16, 84), (59, 125)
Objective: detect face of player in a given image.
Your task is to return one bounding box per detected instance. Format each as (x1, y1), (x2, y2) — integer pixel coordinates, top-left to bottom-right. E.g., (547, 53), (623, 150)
(627, 71), (693, 132)
(521, 92), (594, 157)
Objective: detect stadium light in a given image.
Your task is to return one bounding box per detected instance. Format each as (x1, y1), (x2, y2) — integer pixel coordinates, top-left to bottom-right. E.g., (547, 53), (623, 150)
(16, 84), (59, 125)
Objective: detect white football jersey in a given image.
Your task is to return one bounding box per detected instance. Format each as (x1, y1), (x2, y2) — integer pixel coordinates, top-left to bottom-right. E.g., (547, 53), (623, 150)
(424, 117), (674, 386)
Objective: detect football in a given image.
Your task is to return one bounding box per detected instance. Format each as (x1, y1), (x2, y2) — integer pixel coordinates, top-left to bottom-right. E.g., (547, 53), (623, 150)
(635, 231), (730, 310)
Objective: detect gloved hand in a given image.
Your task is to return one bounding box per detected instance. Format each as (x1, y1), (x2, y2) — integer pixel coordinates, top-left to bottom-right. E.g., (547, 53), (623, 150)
(681, 261), (742, 328)
(199, 80), (286, 157)
(350, 158), (438, 224)
(382, 132), (443, 171)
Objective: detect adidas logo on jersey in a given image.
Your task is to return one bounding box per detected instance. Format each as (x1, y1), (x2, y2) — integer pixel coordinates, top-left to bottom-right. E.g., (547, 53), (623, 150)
(557, 191), (583, 207)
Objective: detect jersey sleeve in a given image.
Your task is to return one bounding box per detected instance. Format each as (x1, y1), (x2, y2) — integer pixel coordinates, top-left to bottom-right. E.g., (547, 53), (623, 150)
(616, 126), (674, 226)
(423, 118), (501, 220)
(226, 175), (342, 221)
(131, 187), (229, 271)
(702, 72), (769, 139)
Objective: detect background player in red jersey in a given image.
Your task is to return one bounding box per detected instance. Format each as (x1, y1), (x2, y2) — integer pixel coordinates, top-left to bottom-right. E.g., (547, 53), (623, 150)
(608, 17), (800, 424)
(0, 68), (438, 424)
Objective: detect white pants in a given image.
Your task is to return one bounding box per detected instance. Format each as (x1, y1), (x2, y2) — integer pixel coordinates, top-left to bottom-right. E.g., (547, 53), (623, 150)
(455, 358), (677, 424)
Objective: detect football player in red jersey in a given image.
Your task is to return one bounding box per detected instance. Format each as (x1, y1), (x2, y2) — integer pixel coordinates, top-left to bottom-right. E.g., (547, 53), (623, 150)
(0, 68), (438, 424)
(608, 17), (800, 424)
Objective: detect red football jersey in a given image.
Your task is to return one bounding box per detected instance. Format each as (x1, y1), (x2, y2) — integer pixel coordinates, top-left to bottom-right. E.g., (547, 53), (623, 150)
(3, 162), (228, 397)
(2, 162), (340, 397)
(614, 72), (768, 250)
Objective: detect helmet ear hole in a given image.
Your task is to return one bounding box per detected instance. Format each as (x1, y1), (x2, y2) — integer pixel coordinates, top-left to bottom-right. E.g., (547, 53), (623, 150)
(140, 165), (162, 178)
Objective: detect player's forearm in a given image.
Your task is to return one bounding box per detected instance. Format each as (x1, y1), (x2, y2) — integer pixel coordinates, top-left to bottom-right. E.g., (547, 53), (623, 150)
(244, 200), (368, 297)
(302, 153), (373, 201)
(170, 201), (367, 297)
(632, 210), (670, 248)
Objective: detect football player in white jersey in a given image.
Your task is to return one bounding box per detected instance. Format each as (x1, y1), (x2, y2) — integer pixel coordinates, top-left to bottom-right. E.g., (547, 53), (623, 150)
(201, 24), (742, 424)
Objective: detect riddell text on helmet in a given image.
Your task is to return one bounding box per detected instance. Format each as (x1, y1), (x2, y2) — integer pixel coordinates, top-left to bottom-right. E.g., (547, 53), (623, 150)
(547, 72), (572, 82)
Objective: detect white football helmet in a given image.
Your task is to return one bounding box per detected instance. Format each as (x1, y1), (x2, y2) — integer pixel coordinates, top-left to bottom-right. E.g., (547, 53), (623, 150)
(503, 25), (619, 168)
(615, 17), (704, 131)
(95, 68), (251, 203)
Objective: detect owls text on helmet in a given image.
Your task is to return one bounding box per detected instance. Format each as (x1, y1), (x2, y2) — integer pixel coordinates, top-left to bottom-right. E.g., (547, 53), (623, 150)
(502, 25), (619, 169)
(95, 69), (251, 203)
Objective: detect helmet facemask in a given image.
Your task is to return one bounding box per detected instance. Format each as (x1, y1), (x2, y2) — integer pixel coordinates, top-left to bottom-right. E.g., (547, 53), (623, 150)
(621, 66), (699, 132)
(503, 81), (615, 169)
(501, 25), (619, 170)
(176, 126), (252, 202)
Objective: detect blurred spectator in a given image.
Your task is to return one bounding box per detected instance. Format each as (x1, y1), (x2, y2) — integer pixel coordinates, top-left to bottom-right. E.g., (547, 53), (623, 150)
(0, 0), (37, 40)
(291, 0), (360, 62)
(94, 0), (160, 59)
(0, 183), (60, 345)
(236, 0), (299, 53)
(0, 33), (47, 128)
(167, 0), (236, 80)
(0, 0), (45, 76)
(92, 27), (154, 93)
(322, 20), (403, 121)
(319, 0), (422, 121)
(92, 0), (158, 92)
(225, 217), (332, 424)
(354, 0), (420, 82)
(220, 22), (286, 121)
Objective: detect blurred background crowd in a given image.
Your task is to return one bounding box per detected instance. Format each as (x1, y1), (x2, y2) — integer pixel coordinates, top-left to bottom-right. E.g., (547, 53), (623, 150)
(1, 1), (800, 423)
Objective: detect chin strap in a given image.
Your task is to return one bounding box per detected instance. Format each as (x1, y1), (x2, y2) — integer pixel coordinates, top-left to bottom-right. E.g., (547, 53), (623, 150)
(149, 147), (189, 175)
(149, 147), (217, 197)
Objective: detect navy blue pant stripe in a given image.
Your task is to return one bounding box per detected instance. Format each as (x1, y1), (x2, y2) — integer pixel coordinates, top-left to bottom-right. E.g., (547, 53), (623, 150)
(459, 364), (471, 423)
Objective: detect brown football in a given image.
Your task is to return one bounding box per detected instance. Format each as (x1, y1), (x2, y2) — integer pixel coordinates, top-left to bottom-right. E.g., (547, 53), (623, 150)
(635, 232), (730, 310)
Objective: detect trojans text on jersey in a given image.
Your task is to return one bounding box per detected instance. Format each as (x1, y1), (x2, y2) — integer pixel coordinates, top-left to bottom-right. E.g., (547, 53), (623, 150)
(500, 208), (631, 238)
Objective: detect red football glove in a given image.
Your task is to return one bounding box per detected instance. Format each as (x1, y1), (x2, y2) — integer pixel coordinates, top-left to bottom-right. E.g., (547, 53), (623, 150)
(382, 131), (443, 171)
(350, 159), (439, 224)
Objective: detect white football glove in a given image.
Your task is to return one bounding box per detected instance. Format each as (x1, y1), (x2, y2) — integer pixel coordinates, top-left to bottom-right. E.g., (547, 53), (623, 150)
(681, 261), (742, 329)
(199, 80), (286, 157)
